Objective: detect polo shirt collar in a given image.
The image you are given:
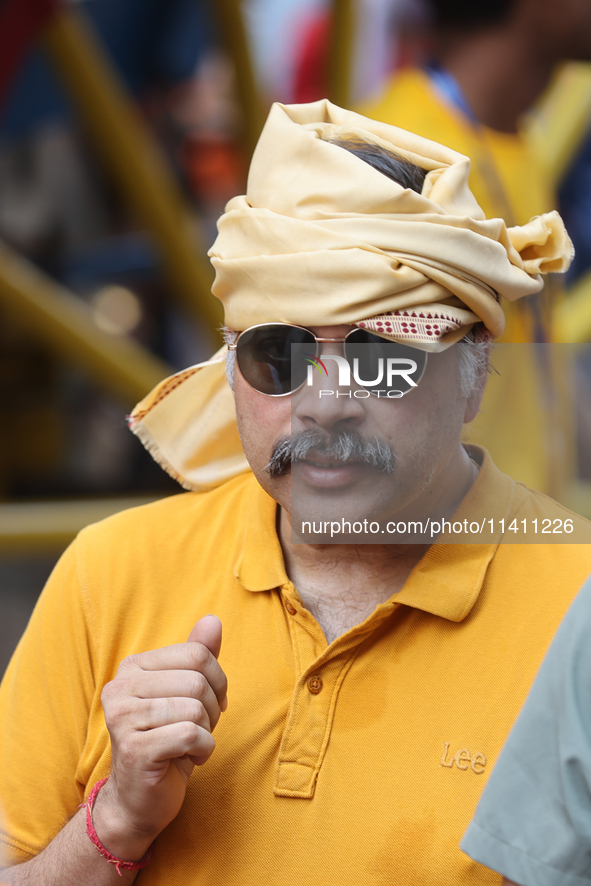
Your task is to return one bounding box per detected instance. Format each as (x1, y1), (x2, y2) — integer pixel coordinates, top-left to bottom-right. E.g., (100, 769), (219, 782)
(234, 446), (517, 622)
(234, 475), (288, 592)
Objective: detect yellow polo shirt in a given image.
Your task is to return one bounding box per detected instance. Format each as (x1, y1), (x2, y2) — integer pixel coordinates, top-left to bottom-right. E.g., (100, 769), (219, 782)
(1, 449), (591, 884)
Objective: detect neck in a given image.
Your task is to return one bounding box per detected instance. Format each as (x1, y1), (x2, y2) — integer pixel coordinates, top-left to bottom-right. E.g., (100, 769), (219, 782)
(279, 531), (430, 591)
(279, 530), (429, 645)
(433, 22), (558, 133)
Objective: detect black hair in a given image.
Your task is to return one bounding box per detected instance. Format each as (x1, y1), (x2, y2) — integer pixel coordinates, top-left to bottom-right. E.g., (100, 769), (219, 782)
(428, 0), (516, 29)
(327, 137), (427, 194)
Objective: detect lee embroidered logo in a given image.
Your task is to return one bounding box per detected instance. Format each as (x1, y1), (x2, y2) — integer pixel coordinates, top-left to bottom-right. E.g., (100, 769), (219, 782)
(440, 742), (486, 774)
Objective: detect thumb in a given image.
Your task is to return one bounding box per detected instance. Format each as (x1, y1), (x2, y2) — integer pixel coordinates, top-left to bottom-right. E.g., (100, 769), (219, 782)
(187, 614), (223, 660)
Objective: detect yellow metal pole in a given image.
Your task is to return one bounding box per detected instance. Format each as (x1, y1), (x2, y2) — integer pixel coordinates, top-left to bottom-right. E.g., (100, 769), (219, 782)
(0, 240), (172, 405)
(215, 0), (266, 161)
(0, 496), (167, 553)
(42, 5), (222, 338)
(528, 62), (591, 186)
(328, 0), (356, 109)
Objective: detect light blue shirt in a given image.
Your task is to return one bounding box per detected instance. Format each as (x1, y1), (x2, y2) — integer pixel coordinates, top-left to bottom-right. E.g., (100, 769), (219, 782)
(461, 574), (591, 886)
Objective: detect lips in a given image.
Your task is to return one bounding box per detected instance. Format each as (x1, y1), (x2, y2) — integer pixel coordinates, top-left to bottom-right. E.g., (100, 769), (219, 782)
(299, 450), (360, 469)
(292, 456), (365, 488)
(306, 460), (355, 468)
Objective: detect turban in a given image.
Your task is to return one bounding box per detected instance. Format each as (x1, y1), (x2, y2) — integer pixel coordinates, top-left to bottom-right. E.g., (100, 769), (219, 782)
(129, 100), (573, 491)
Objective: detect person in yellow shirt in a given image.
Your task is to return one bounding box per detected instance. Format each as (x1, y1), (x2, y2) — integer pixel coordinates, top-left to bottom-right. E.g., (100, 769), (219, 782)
(1, 102), (589, 886)
(361, 0), (591, 499)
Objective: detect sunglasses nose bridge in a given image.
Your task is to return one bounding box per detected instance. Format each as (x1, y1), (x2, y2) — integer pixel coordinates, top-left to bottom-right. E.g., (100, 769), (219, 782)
(313, 336), (347, 361)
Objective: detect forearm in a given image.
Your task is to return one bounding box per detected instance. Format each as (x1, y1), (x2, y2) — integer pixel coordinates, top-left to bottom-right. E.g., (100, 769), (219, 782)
(1, 783), (154, 886)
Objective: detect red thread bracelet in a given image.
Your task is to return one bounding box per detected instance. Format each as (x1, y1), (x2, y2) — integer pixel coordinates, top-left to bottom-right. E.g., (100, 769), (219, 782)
(80, 777), (154, 877)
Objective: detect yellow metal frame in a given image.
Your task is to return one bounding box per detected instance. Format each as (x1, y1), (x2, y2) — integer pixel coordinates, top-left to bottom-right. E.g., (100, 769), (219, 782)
(0, 240), (173, 404)
(43, 5), (222, 335)
(0, 496), (167, 553)
(215, 0), (266, 160)
(328, 0), (355, 109)
(1, 2), (264, 550)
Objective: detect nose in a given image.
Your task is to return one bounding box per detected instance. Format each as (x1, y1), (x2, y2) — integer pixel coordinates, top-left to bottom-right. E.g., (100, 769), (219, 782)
(292, 344), (366, 432)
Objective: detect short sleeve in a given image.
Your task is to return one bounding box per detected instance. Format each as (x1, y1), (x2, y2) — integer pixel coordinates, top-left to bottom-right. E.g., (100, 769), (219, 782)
(0, 540), (95, 864)
(461, 575), (591, 886)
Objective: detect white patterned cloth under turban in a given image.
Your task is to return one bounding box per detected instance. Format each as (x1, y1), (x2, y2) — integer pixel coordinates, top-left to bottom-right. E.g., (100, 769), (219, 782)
(129, 99), (574, 491)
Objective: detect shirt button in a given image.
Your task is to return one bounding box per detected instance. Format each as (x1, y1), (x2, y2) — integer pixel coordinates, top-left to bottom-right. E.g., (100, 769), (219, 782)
(285, 601), (296, 615)
(307, 675), (323, 694)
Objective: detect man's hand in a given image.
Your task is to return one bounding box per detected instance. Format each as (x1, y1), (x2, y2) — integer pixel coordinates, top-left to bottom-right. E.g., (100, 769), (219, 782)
(94, 615), (228, 860)
(0, 618), (227, 885)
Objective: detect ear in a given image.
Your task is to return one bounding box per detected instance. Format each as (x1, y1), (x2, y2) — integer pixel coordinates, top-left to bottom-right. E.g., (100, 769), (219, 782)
(463, 342), (491, 424)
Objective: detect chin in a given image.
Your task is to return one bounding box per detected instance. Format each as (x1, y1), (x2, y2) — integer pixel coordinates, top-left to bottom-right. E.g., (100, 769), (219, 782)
(290, 488), (396, 530)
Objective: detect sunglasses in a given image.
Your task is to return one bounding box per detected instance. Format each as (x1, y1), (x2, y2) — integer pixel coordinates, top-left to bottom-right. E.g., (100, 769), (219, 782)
(228, 323), (428, 397)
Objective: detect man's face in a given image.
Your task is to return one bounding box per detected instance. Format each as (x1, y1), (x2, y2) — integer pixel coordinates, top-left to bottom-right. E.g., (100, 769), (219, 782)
(234, 325), (483, 533)
(534, 0), (591, 59)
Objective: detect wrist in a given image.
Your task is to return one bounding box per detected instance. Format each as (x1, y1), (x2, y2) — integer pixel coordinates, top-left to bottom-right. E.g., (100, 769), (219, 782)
(89, 778), (158, 862)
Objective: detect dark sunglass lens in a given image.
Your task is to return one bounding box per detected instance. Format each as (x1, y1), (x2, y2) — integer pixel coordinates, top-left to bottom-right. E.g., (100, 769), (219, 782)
(345, 329), (428, 396)
(237, 325), (315, 395)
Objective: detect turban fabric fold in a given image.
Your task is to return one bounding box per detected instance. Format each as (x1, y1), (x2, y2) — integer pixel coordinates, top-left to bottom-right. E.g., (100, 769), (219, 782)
(212, 101), (572, 350)
(129, 100), (573, 491)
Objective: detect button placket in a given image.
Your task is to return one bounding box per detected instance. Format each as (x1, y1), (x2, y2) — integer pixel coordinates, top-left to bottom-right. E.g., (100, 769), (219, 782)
(274, 648), (360, 799)
(274, 592), (393, 799)
(281, 585), (328, 664)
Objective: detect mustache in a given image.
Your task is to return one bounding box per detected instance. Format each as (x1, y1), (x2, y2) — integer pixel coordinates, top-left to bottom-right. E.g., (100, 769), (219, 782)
(266, 428), (396, 478)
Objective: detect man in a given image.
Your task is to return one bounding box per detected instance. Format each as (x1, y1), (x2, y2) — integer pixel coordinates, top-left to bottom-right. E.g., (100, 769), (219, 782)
(461, 573), (591, 886)
(362, 0), (591, 250)
(361, 0), (591, 499)
(0, 100), (588, 885)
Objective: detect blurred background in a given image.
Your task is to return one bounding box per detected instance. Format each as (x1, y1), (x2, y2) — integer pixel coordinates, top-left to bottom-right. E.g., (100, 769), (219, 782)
(2, 0), (591, 677)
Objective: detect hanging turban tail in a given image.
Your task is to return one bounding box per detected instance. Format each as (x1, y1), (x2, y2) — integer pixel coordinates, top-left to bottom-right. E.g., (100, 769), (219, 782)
(129, 100), (574, 491)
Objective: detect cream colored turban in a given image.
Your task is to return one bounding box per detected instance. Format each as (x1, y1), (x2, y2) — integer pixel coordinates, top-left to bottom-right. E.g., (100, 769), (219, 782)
(129, 99), (573, 491)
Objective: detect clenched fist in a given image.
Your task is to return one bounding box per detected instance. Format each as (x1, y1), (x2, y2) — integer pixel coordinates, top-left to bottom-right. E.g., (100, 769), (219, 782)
(92, 616), (228, 861)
